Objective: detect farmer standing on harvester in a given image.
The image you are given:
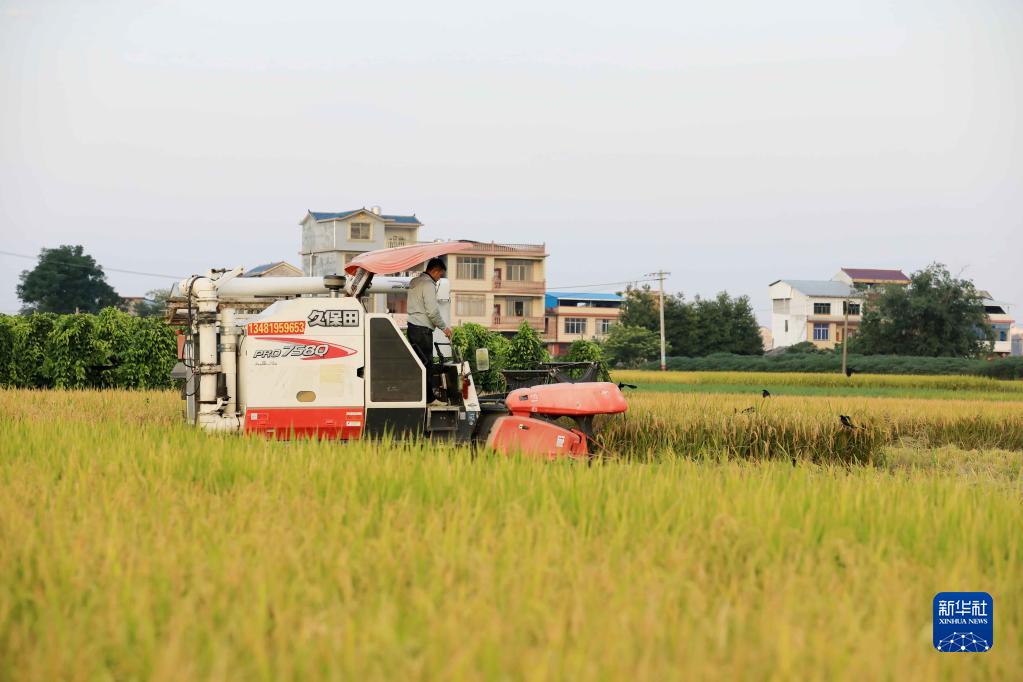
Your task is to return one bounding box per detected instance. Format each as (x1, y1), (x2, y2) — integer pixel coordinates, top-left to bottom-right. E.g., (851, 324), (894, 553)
(406, 257), (452, 405)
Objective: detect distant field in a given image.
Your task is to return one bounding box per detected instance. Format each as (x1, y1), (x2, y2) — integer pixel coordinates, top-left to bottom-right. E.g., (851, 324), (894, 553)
(1, 389), (1021, 680)
(613, 370), (1023, 402)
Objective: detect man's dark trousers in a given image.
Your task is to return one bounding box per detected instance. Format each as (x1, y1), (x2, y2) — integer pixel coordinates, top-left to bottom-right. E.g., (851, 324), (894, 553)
(407, 323), (436, 401)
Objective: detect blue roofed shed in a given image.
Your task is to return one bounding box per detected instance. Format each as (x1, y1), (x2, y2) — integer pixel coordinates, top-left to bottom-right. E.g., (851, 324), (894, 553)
(546, 291), (624, 309)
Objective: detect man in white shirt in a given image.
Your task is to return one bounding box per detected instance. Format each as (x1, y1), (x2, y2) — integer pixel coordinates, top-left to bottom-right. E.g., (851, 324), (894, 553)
(406, 257), (452, 404)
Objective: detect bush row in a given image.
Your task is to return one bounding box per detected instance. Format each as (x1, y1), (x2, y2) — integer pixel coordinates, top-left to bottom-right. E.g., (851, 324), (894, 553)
(0, 309), (177, 389)
(642, 353), (1023, 380)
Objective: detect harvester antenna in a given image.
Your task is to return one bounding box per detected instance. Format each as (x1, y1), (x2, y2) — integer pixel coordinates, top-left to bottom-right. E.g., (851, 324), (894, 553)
(644, 270), (671, 371)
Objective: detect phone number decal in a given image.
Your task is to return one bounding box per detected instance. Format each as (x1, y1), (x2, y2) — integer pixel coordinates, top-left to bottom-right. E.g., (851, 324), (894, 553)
(247, 320), (306, 336)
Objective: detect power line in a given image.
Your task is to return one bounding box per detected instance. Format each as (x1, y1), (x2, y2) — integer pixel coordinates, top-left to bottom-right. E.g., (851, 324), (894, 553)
(547, 277), (661, 290)
(0, 250), (184, 280)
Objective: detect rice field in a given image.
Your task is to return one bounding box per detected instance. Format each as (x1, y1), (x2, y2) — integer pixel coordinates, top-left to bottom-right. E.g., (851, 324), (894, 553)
(613, 370), (1023, 394)
(613, 370), (1023, 403)
(1, 385), (1021, 681)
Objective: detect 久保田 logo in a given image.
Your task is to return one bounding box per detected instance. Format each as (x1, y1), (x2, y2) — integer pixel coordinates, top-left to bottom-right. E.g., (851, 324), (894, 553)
(933, 592), (993, 652)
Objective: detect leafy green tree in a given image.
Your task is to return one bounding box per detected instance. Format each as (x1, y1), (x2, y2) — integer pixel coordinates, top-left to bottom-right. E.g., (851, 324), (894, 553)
(133, 288), (171, 318)
(691, 293), (763, 356)
(620, 285), (761, 357)
(1, 309), (177, 389)
(451, 322), (510, 392)
(17, 245), (121, 314)
(620, 285), (696, 355)
(850, 263), (993, 357)
(618, 285), (660, 329)
(603, 324), (663, 368)
(43, 313), (112, 388)
(505, 321), (549, 370)
(95, 308), (178, 388)
(563, 339), (610, 381)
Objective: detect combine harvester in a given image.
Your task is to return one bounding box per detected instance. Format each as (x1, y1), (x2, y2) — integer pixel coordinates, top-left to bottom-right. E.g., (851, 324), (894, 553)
(169, 241), (627, 458)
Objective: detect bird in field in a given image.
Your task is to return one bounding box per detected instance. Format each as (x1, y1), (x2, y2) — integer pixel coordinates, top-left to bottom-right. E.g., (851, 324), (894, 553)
(839, 415), (858, 430)
(762, 389), (771, 398)
(845, 366), (857, 377)
(617, 382), (638, 390)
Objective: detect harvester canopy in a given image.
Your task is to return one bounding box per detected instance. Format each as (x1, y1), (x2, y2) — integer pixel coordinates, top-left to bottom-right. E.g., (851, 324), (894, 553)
(344, 240), (476, 276)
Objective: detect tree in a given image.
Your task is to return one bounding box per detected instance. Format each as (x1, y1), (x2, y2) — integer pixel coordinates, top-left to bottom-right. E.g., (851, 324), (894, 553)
(691, 293), (763, 356)
(505, 321), (549, 370)
(451, 322), (510, 392)
(563, 339), (610, 381)
(602, 324), (663, 368)
(618, 285), (660, 329)
(620, 285), (697, 355)
(17, 245), (120, 314)
(133, 288), (171, 318)
(619, 285), (762, 357)
(850, 263), (993, 357)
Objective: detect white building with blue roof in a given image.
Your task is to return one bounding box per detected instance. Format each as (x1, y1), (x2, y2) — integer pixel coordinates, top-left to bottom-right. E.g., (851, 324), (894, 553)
(299, 206), (422, 278)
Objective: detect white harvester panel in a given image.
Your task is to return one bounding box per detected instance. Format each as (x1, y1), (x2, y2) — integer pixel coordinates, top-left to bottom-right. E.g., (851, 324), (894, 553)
(238, 297), (366, 438)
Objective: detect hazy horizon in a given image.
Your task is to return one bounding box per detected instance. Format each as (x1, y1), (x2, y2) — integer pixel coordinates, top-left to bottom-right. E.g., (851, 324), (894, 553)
(2, 0), (1020, 325)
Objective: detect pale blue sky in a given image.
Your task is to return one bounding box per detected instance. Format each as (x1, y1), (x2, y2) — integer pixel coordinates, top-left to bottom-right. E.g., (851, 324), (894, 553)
(1, 0), (1020, 320)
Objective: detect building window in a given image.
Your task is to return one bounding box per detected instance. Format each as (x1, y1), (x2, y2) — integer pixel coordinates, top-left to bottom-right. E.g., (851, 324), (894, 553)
(598, 318), (613, 335)
(511, 300), (531, 317)
(844, 302), (861, 316)
(456, 256), (485, 280)
(813, 302), (831, 315)
(456, 294), (485, 317)
(1000, 330), (1008, 342)
(565, 318), (586, 335)
(813, 323), (829, 341)
(349, 222), (372, 240)
(387, 235), (406, 248)
(506, 260), (532, 281)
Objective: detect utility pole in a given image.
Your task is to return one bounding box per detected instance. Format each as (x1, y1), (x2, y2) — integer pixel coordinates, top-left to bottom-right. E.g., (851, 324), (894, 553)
(841, 298), (849, 376)
(646, 270), (671, 371)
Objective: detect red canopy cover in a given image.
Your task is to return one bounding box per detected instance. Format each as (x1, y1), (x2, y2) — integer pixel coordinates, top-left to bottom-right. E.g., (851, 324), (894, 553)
(344, 240), (476, 276)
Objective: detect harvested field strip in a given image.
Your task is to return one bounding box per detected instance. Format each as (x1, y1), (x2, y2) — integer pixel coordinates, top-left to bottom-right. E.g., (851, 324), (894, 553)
(613, 370), (1023, 394)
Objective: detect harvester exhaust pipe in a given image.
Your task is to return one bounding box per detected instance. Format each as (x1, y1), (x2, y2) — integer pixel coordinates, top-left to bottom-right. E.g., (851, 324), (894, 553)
(187, 274), (240, 433)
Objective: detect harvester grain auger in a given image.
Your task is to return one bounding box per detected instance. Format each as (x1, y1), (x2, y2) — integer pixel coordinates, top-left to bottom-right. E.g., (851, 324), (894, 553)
(168, 241), (627, 458)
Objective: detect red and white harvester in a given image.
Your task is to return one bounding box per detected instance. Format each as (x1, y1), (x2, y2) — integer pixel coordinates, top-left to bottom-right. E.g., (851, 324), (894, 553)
(169, 241), (627, 458)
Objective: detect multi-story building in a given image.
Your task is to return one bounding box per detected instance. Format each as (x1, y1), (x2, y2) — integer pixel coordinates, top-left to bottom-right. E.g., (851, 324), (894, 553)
(447, 242), (547, 335)
(543, 291), (623, 356)
(832, 267), (910, 290)
(299, 206), (422, 313)
(772, 267), (1014, 356)
(299, 207), (422, 277)
(769, 279), (865, 350)
(1011, 327), (1023, 357)
(980, 293), (1014, 356)
(770, 267), (910, 350)
(244, 261), (303, 278)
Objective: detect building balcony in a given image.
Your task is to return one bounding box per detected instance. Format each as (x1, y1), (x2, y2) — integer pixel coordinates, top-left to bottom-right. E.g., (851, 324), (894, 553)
(493, 278), (545, 293)
(808, 314), (862, 323)
(491, 315), (545, 332)
(423, 241), (546, 257)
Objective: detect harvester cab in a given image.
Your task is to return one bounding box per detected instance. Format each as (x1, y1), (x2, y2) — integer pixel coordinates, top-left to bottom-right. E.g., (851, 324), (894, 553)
(169, 240), (627, 458)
